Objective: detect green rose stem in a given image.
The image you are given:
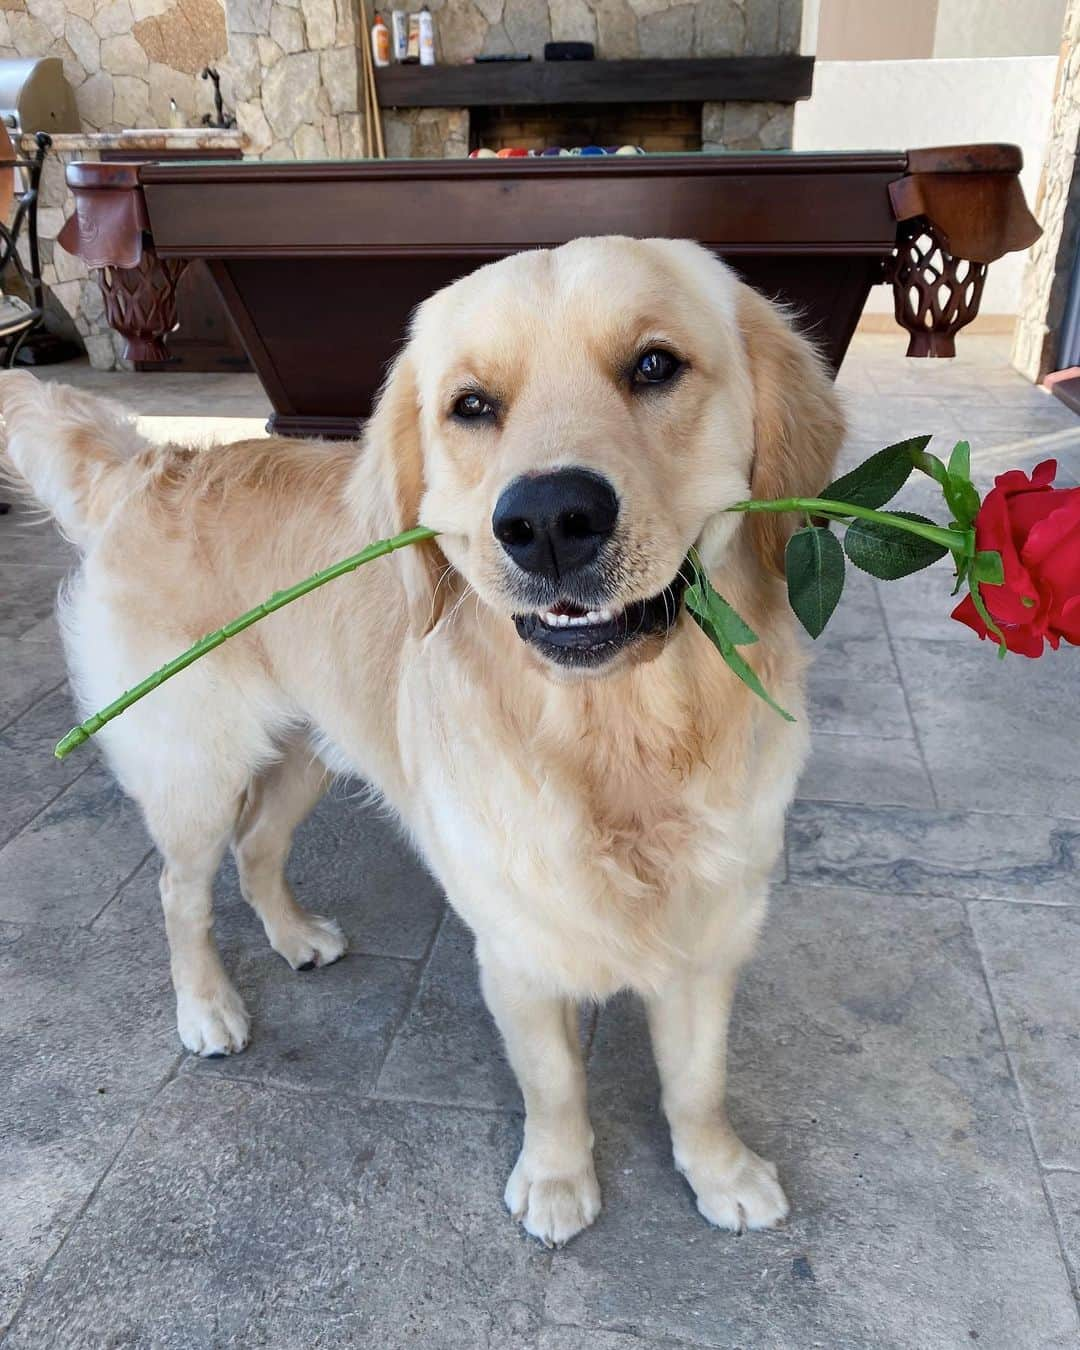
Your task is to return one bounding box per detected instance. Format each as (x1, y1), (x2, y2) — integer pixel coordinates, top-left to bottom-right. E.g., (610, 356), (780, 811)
(726, 497), (969, 553)
(53, 526), (437, 760)
(53, 502), (973, 760)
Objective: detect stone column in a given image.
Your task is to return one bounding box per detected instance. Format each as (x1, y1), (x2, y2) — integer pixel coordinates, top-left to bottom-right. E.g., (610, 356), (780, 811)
(1013, 0), (1080, 380)
(224, 0), (367, 158)
(701, 0), (802, 152)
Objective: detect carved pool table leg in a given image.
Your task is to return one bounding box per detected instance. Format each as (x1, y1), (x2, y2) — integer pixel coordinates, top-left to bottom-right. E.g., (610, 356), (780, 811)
(95, 250), (189, 364)
(889, 216), (988, 358)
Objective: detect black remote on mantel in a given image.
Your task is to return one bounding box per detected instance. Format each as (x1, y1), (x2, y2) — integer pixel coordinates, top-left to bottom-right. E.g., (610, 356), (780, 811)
(474, 53), (532, 61)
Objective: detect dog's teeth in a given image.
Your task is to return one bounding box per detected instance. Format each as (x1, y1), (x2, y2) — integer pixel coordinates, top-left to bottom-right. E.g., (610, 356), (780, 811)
(540, 608), (614, 629)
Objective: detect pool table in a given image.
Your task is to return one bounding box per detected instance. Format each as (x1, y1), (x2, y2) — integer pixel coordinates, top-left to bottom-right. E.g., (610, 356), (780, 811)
(58, 145), (1040, 439)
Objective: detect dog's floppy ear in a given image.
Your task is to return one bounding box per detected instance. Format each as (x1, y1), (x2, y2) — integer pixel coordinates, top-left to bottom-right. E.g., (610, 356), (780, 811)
(366, 349), (449, 634)
(736, 284), (846, 576)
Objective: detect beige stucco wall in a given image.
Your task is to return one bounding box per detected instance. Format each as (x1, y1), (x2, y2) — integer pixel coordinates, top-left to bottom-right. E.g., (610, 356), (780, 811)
(812, 0), (938, 61)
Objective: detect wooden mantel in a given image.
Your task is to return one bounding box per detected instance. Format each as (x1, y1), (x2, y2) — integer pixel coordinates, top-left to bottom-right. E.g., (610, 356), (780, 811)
(375, 56), (814, 109)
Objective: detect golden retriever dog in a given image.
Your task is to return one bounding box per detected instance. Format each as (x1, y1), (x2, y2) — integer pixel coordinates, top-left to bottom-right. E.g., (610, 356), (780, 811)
(1, 237), (843, 1246)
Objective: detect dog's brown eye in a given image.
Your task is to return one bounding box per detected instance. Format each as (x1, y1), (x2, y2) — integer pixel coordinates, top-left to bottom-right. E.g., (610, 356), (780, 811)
(633, 348), (681, 386)
(453, 391), (495, 421)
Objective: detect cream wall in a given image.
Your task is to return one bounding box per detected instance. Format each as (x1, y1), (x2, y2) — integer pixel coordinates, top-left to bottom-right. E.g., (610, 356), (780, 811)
(794, 56), (1057, 314)
(933, 0), (1067, 57)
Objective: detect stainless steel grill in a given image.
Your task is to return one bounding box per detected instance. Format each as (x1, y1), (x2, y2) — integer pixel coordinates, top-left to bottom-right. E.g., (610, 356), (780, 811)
(0, 57), (79, 133)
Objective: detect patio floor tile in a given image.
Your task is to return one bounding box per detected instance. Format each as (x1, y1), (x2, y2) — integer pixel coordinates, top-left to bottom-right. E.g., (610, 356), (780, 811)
(969, 902), (1080, 1169)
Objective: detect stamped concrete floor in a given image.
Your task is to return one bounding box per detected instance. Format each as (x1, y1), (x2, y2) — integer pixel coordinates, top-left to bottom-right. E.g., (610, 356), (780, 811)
(2, 336), (1079, 1349)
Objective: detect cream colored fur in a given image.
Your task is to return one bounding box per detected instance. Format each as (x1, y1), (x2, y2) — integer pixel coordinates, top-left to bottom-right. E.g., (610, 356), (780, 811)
(0, 237), (844, 1245)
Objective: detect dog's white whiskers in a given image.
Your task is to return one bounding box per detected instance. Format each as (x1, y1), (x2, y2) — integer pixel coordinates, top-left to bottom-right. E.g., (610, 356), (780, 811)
(442, 580), (476, 631)
(429, 561), (456, 628)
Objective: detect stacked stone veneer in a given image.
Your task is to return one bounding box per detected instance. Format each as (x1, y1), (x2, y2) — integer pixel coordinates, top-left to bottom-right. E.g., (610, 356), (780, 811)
(0, 0), (231, 130)
(223, 0), (367, 158)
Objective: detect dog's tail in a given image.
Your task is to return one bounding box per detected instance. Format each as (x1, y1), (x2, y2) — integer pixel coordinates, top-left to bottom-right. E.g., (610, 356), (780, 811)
(0, 369), (147, 549)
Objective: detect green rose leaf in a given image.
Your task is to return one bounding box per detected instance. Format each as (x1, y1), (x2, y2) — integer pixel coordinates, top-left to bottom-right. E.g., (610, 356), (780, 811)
(684, 557), (795, 722)
(843, 510), (949, 579)
(947, 440), (971, 480)
(822, 435), (931, 510)
(943, 478), (981, 530)
(910, 447), (950, 486)
(685, 579), (758, 646)
(970, 549), (1004, 585)
(785, 525), (846, 639)
(713, 641), (797, 723)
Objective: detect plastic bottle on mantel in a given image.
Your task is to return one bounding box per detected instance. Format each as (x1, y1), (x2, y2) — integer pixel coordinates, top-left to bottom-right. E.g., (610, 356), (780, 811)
(391, 10), (408, 62)
(419, 6), (436, 64)
(371, 11), (391, 67)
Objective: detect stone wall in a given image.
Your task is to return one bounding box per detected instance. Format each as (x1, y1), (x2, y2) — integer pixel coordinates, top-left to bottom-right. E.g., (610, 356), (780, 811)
(222, 0), (367, 158)
(389, 0), (801, 62)
(0, 0), (231, 131)
(1013, 0), (1080, 379)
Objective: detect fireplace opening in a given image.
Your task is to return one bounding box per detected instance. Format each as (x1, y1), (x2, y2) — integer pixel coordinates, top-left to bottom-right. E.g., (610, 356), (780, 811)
(469, 101), (702, 153)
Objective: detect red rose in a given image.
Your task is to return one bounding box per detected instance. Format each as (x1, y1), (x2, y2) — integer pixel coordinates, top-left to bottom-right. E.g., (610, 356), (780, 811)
(952, 459), (1080, 657)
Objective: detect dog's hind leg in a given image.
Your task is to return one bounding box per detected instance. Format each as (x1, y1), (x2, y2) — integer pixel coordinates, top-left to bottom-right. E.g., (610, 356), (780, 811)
(96, 686), (270, 1058)
(232, 738), (346, 971)
(153, 788), (252, 1059)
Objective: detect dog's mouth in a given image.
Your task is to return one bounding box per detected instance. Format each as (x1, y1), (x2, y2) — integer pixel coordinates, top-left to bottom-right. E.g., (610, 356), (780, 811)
(513, 565), (689, 669)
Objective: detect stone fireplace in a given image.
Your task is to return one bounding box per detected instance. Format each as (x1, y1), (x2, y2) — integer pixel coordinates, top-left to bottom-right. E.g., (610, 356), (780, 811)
(469, 99), (704, 152)
(228, 0), (805, 159)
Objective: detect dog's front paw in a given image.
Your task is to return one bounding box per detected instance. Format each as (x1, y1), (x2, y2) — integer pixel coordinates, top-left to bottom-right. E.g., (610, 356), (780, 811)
(176, 982), (251, 1057)
(504, 1151), (601, 1247)
(676, 1135), (789, 1233)
(267, 912), (347, 972)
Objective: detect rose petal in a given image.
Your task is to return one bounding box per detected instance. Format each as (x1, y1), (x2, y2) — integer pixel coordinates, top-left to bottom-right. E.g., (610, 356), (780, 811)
(951, 592), (1045, 656)
(976, 485), (1042, 622)
(1020, 493), (1080, 640)
(1005, 487), (1065, 548)
(1020, 487), (1080, 569)
(951, 592), (987, 639)
(1056, 593), (1080, 646)
(999, 624), (1046, 657)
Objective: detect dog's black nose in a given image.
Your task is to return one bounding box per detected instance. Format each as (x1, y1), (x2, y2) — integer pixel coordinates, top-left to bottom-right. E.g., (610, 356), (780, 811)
(493, 469), (619, 580)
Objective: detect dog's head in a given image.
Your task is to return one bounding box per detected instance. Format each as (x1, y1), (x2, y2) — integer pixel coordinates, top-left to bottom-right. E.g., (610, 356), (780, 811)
(370, 237), (844, 677)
